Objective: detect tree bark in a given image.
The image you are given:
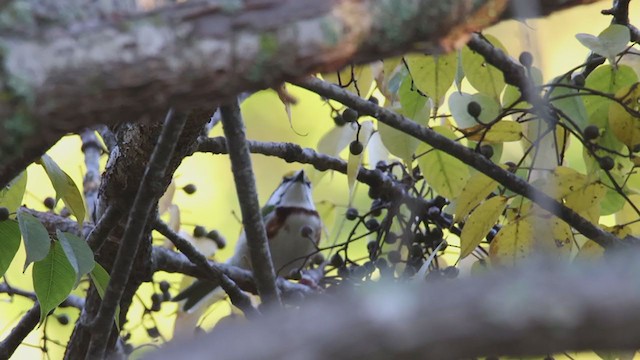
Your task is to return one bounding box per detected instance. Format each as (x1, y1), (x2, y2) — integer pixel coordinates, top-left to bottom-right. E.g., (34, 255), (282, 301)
(0, 0), (601, 187)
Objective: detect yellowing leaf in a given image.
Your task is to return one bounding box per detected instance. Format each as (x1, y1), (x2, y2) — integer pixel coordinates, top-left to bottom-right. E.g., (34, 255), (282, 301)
(609, 84), (640, 149)
(564, 181), (606, 223)
(416, 126), (469, 199)
(460, 196), (507, 259)
(39, 154), (86, 225)
(489, 218), (533, 266)
(574, 240), (605, 262)
(531, 214), (573, 259)
(454, 170), (502, 222)
(317, 122), (358, 157)
(323, 64), (374, 97)
(540, 166), (587, 200)
(0, 171), (27, 216)
(405, 52), (457, 106)
(615, 194), (640, 236)
(459, 121), (523, 143)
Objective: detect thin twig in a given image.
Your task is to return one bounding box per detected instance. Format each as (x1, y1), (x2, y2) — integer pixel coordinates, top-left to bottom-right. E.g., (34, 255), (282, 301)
(153, 220), (258, 318)
(86, 109), (188, 358)
(80, 129), (102, 223)
(0, 283), (85, 309)
(219, 99), (281, 308)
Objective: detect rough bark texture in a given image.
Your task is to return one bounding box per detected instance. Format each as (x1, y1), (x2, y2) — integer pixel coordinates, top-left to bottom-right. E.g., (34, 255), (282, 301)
(0, 0), (601, 187)
(150, 254), (640, 360)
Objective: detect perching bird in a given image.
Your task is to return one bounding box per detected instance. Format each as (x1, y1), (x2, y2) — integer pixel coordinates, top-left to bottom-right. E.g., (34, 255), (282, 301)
(173, 169), (322, 316)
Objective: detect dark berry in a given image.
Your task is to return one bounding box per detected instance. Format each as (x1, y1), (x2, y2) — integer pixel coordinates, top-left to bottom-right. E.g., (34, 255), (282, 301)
(311, 253), (325, 265)
(365, 218), (379, 231)
(159, 280), (170, 293)
(367, 240), (378, 254)
(573, 73), (585, 87)
(370, 199), (384, 217)
(350, 265), (367, 279)
(375, 160), (388, 171)
(467, 101), (482, 118)
(333, 114), (346, 127)
(151, 293), (162, 312)
(60, 207), (71, 218)
(518, 51), (533, 68)
(364, 261), (376, 273)
(443, 266), (459, 278)
(375, 257), (388, 269)
(385, 232), (398, 244)
(123, 343), (134, 354)
(368, 96), (379, 105)
(410, 244), (423, 258)
(342, 108), (358, 123)
(345, 208), (359, 221)
(44, 197), (56, 210)
(634, 144), (640, 153)
(206, 230), (226, 249)
(349, 140), (364, 155)
(583, 125), (600, 141)
(56, 314), (70, 325)
(480, 144), (494, 159)
(0, 207), (9, 221)
(387, 250), (402, 264)
(368, 186), (381, 199)
(330, 253), (344, 268)
(337, 266), (350, 279)
(183, 184), (197, 195)
(193, 225), (207, 238)
(427, 206), (440, 218)
(146, 326), (160, 338)
(433, 195), (448, 209)
(599, 156), (615, 171)
(429, 227), (443, 241)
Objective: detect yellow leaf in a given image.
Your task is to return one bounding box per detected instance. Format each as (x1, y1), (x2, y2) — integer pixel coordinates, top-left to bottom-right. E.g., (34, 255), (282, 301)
(565, 181), (606, 223)
(416, 126), (469, 199)
(574, 240), (605, 262)
(541, 166), (587, 200)
(531, 214), (573, 259)
(405, 52), (457, 106)
(323, 64), (374, 97)
(458, 121), (523, 143)
(609, 83), (640, 149)
(454, 170), (501, 222)
(489, 218), (534, 266)
(460, 196), (507, 259)
(614, 194), (640, 236)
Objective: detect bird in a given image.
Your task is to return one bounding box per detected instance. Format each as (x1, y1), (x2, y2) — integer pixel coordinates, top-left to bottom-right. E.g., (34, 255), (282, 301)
(172, 169), (322, 320)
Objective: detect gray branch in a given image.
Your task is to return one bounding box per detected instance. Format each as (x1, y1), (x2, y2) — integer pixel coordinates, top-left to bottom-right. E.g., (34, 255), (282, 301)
(149, 254), (640, 360)
(220, 99), (281, 307)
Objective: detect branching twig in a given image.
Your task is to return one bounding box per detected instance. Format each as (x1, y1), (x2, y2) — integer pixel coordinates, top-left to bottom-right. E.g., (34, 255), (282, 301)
(220, 99), (281, 308)
(0, 283), (85, 309)
(295, 76), (622, 249)
(87, 109), (188, 358)
(153, 220), (258, 318)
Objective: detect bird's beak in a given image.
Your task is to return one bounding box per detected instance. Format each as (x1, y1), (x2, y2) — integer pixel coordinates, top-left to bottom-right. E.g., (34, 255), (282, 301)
(294, 170), (305, 183)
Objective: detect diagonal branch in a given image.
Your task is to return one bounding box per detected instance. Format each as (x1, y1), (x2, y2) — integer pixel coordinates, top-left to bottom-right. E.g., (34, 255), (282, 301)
(295, 76), (622, 249)
(0, 303), (40, 359)
(86, 109), (188, 358)
(153, 219), (258, 318)
(219, 99), (281, 308)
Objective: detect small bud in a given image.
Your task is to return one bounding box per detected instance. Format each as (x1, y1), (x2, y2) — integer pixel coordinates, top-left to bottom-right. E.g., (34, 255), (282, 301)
(56, 314), (70, 325)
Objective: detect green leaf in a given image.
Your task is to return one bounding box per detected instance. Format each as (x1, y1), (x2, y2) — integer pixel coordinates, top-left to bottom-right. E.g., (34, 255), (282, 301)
(398, 75), (429, 122)
(90, 263), (121, 329)
(584, 65), (637, 114)
(33, 241), (75, 324)
(576, 24), (630, 65)
(0, 220), (21, 277)
(17, 209), (51, 271)
(405, 52), (457, 106)
(0, 171), (27, 216)
(609, 84), (640, 149)
(39, 154), (86, 224)
(449, 92), (500, 129)
(57, 230), (95, 286)
(416, 126), (469, 199)
(549, 77), (588, 131)
(460, 196), (507, 259)
(462, 34), (507, 100)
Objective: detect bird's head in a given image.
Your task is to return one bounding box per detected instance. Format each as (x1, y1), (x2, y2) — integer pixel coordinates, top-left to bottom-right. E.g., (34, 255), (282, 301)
(264, 169), (315, 212)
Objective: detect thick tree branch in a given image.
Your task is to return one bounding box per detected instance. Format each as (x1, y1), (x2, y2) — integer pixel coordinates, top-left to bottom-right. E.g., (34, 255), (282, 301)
(0, 0), (601, 188)
(295, 76), (622, 249)
(153, 219), (259, 317)
(150, 254), (640, 360)
(87, 109), (188, 358)
(220, 99), (281, 307)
